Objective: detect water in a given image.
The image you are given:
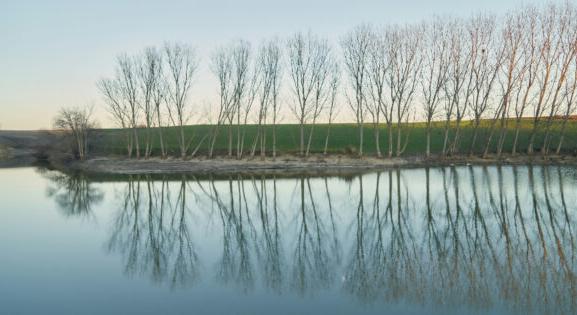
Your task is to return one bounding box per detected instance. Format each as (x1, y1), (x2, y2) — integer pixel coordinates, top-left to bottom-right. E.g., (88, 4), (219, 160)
(0, 165), (576, 315)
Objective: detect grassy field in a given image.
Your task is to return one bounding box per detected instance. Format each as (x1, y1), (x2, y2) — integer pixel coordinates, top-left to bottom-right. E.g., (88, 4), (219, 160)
(0, 144), (8, 160)
(90, 119), (577, 157)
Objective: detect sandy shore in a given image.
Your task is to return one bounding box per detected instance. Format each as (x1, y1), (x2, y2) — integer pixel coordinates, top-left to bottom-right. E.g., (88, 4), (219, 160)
(61, 154), (577, 176)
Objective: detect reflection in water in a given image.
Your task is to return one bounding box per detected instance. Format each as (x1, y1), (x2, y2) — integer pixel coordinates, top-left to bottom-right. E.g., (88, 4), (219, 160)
(106, 175), (199, 289)
(44, 166), (577, 314)
(42, 170), (104, 218)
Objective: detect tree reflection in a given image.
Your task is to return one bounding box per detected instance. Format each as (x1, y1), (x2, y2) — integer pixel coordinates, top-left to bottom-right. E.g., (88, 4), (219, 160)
(43, 171), (103, 218)
(45, 166), (577, 314)
(106, 175), (199, 289)
(210, 176), (256, 292)
(290, 176), (338, 295)
(253, 176), (283, 293)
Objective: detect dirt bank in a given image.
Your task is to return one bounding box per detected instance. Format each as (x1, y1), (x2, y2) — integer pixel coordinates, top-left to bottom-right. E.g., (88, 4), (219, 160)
(0, 130), (58, 167)
(62, 154), (577, 176)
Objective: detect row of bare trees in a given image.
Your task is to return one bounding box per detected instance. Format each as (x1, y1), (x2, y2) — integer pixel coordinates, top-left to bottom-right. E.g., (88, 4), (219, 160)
(341, 1), (577, 158)
(94, 1), (577, 160)
(98, 43), (199, 159)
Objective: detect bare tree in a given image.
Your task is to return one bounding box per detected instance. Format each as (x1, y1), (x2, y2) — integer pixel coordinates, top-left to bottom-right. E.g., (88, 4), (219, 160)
(242, 75), (259, 159)
(449, 17), (480, 155)
(367, 29), (387, 157)
(254, 43), (272, 158)
(118, 54), (141, 159)
(342, 25), (372, 157)
(420, 18), (450, 158)
(267, 40), (283, 159)
(305, 48), (334, 157)
(209, 45), (235, 158)
(211, 41), (255, 159)
(442, 20), (468, 156)
(510, 7), (540, 156)
(288, 31), (331, 157)
(254, 40), (282, 159)
(385, 24), (423, 157)
(555, 51), (577, 154)
(138, 47), (163, 158)
(230, 41), (252, 159)
(97, 54), (140, 158)
(527, 4), (565, 154)
(541, 3), (577, 155)
(492, 9), (552, 158)
(464, 14), (503, 156)
(98, 78), (132, 157)
(164, 42), (199, 159)
(323, 65), (340, 156)
(151, 58), (168, 159)
(53, 106), (96, 160)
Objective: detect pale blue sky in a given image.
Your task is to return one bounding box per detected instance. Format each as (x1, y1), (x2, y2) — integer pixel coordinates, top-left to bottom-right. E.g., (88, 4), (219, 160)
(0, 0), (531, 129)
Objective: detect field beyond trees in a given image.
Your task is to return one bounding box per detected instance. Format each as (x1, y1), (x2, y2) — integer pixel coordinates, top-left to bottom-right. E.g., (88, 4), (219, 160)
(89, 119), (577, 158)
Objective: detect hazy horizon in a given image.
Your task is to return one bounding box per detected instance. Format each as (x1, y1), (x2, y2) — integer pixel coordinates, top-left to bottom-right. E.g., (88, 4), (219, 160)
(1, 0), (530, 130)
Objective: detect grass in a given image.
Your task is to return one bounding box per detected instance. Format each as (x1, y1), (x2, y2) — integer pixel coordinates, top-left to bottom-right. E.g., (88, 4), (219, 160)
(89, 119), (577, 157)
(0, 144), (8, 159)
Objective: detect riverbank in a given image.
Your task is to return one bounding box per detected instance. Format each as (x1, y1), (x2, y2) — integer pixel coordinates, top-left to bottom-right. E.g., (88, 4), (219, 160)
(61, 154), (577, 176)
(3, 129), (577, 175)
(0, 130), (57, 168)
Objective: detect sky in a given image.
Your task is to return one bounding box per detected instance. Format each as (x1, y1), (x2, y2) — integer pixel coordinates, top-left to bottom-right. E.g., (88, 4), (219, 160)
(0, 0), (532, 130)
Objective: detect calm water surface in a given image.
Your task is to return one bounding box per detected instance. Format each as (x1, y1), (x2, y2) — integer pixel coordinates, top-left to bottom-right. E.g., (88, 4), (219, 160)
(0, 165), (576, 315)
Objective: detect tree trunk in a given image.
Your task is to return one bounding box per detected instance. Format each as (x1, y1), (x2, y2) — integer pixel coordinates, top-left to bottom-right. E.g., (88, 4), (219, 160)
(527, 119), (539, 155)
(450, 119), (461, 155)
(305, 124), (315, 157)
(300, 121), (304, 157)
(144, 127), (150, 159)
(208, 126), (220, 158)
(156, 108), (166, 159)
(540, 116), (555, 156)
(125, 129), (132, 159)
(374, 122), (381, 158)
(442, 120), (450, 157)
(260, 125), (266, 159)
(387, 123), (393, 158)
(239, 130), (247, 159)
(158, 127), (165, 159)
(237, 118), (242, 159)
(358, 123), (364, 157)
(469, 119), (480, 156)
(556, 117), (570, 154)
(272, 124), (277, 159)
(133, 127), (140, 159)
(425, 122), (431, 158)
(228, 123), (233, 157)
(511, 119), (522, 156)
(191, 134), (208, 158)
(323, 123), (332, 156)
(483, 109), (502, 158)
(250, 132), (260, 157)
(496, 121), (508, 158)
(395, 121), (402, 157)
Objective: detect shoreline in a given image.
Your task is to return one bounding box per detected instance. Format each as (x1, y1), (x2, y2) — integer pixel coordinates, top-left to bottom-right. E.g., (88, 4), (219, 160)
(3, 130), (577, 176)
(58, 154), (577, 176)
